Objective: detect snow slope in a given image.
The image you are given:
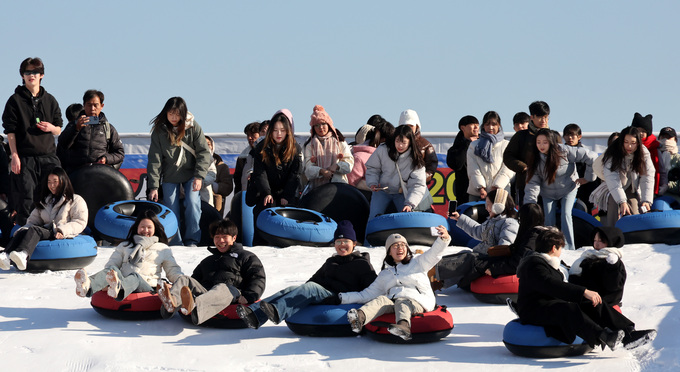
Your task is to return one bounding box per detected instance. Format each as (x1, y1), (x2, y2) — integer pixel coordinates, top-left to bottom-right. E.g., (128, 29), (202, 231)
(1, 242), (678, 372)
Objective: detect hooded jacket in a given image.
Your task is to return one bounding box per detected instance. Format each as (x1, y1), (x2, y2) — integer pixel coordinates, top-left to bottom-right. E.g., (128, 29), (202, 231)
(466, 138), (514, 196)
(24, 194), (88, 238)
(340, 235), (451, 312)
(57, 111), (124, 171)
(191, 243), (266, 304)
(347, 143), (376, 187)
(105, 236), (183, 288)
(365, 144), (427, 208)
(308, 250), (377, 293)
(147, 112), (212, 190)
(2, 85), (63, 156)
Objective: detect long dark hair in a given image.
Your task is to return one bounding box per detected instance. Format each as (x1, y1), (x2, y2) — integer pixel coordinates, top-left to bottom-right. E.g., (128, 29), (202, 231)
(602, 126), (647, 175)
(514, 203), (544, 245)
(36, 167), (74, 209)
(150, 97), (188, 146)
(125, 210), (169, 245)
(382, 246), (413, 269)
(527, 128), (564, 184)
(387, 125), (425, 168)
(261, 112), (297, 166)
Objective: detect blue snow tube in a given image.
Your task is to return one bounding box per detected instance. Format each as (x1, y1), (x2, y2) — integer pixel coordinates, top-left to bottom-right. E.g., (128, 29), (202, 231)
(242, 191), (255, 246)
(94, 200), (178, 243)
(256, 207), (337, 247)
(365, 212), (448, 247)
(503, 319), (592, 358)
(25, 235), (98, 271)
(285, 304), (360, 337)
(448, 201), (487, 247)
(652, 195), (680, 211)
(615, 210), (680, 245)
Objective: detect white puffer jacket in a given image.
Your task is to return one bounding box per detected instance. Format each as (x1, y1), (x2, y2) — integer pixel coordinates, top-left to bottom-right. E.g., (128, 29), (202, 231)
(365, 144), (427, 208)
(24, 194), (88, 238)
(466, 139), (514, 196)
(603, 145), (655, 205)
(340, 235), (451, 312)
(104, 236), (183, 288)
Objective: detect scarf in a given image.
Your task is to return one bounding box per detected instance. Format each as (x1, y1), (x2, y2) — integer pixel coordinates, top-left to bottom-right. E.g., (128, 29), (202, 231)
(569, 247), (623, 276)
(528, 120), (548, 134)
(309, 132), (340, 189)
(126, 235), (160, 266)
(474, 127), (504, 164)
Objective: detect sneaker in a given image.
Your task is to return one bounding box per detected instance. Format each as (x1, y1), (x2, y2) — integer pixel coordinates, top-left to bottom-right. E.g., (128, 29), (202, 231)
(623, 329), (657, 350)
(0, 252), (10, 270)
(179, 286), (194, 315)
(506, 298), (519, 317)
(157, 281), (177, 313)
(259, 301), (280, 324)
(599, 327), (625, 351)
(106, 269), (122, 299)
(347, 308), (366, 333)
(74, 269), (91, 297)
(388, 320), (412, 341)
(236, 305), (260, 329)
(9, 251), (28, 271)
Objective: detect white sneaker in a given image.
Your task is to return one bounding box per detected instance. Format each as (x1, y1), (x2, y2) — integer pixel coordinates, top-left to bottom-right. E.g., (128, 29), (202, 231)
(74, 269), (91, 297)
(0, 252), (10, 270)
(9, 251), (28, 271)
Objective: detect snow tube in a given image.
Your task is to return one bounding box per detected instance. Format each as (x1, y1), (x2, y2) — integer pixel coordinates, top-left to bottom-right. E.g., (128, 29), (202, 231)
(616, 210), (680, 245)
(298, 183), (370, 245)
(470, 275), (519, 304)
(179, 303), (255, 329)
(364, 305), (454, 344)
(652, 195), (680, 211)
(90, 291), (162, 320)
(94, 200), (178, 243)
(285, 304), (359, 337)
(256, 207), (337, 247)
(69, 164), (134, 231)
(448, 201), (487, 247)
(503, 318), (592, 358)
(556, 208), (603, 248)
(23, 234), (97, 271)
(366, 212), (448, 247)
(228, 191), (253, 245)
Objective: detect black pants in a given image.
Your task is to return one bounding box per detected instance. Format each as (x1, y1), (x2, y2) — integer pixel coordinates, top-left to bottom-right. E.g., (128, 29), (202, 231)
(5, 225), (53, 259)
(9, 154), (60, 225)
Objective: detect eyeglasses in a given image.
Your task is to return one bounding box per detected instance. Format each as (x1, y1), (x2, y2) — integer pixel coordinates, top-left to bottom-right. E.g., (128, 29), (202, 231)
(335, 239), (353, 245)
(390, 242), (407, 249)
(23, 70), (42, 76)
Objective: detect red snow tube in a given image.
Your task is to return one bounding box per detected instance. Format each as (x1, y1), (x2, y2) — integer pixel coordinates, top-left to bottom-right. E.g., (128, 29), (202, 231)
(470, 275), (519, 304)
(180, 302), (259, 329)
(90, 291), (162, 320)
(363, 305), (453, 344)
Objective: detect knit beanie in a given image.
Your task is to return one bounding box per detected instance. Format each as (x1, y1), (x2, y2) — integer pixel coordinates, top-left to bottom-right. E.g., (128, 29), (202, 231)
(309, 105), (337, 136)
(399, 109), (421, 132)
(334, 220), (357, 241)
(385, 233), (408, 251)
(631, 112), (653, 136)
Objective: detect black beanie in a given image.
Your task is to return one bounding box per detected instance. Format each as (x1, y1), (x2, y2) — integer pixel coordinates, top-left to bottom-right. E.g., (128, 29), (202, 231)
(631, 112), (653, 136)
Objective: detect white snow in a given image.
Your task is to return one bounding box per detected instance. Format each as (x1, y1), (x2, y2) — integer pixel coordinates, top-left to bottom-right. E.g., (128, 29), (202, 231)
(1, 242), (678, 371)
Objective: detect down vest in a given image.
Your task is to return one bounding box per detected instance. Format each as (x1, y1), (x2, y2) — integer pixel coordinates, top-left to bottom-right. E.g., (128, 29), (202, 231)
(340, 235), (451, 312)
(104, 236), (183, 288)
(24, 194), (88, 238)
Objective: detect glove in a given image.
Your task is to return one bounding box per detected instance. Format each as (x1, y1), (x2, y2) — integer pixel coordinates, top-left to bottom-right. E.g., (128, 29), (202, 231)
(320, 293), (341, 305)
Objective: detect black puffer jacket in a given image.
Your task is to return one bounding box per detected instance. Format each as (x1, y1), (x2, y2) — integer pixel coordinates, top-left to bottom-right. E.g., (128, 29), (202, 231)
(57, 111), (125, 172)
(2, 85), (62, 156)
(246, 140), (302, 207)
(308, 251), (377, 293)
(191, 243), (266, 303)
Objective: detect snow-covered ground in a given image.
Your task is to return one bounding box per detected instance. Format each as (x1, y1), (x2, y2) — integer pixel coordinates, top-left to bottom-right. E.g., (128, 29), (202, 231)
(1, 242), (678, 372)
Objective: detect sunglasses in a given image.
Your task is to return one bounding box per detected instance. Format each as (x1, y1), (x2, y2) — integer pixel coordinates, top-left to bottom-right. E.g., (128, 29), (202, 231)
(23, 70), (42, 76)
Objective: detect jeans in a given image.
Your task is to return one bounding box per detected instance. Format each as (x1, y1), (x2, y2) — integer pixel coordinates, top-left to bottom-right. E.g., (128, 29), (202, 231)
(162, 179), (201, 246)
(543, 187), (578, 250)
(248, 281), (333, 326)
(368, 191), (405, 220)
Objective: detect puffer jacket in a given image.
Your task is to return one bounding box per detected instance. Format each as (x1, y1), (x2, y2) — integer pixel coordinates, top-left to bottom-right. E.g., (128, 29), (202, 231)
(347, 143), (376, 187)
(466, 138), (514, 196)
(365, 144), (427, 208)
(340, 235), (451, 312)
(456, 214), (519, 254)
(308, 250), (377, 293)
(104, 236), (183, 288)
(147, 112), (212, 190)
(191, 244), (266, 303)
(524, 144), (597, 203)
(57, 111), (124, 171)
(24, 194), (88, 238)
(602, 145), (655, 205)
(247, 140), (303, 206)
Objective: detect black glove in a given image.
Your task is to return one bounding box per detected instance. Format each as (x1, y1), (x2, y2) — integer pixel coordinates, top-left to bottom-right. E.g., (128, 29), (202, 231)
(320, 293), (341, 305)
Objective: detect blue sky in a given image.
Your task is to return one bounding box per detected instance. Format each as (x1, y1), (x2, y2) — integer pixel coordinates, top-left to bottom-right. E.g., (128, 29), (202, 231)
(2, 1), (678, 137)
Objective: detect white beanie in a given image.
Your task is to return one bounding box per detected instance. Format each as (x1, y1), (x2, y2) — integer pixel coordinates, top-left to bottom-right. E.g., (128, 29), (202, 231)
(385, 233), (408, 251)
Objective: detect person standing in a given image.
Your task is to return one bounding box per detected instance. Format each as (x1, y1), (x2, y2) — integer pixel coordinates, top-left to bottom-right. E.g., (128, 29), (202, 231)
(2, 57), (63, 225)
(447, 115), (479, 204)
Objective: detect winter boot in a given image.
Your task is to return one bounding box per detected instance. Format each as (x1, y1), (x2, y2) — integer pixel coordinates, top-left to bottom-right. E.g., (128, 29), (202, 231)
(347, 308), (366, 333)
(157, 281), (177, 313)
(236, 305), (260, 329)
(106, 269), (122, 299)
(74, 269), (91, 297)
(599, 327), (625, 351)
(259, 301), (280, 324)
(388, 320), (412, 341)
(179, 286), (194, 315)
(623, 329), (657, 350)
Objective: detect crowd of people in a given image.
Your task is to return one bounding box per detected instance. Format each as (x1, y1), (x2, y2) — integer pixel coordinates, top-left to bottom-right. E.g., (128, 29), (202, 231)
(0, 56), (663, 352)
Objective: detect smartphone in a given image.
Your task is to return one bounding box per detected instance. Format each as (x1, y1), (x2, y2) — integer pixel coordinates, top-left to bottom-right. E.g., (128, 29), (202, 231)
(86, 116), (100, 125)
(448, 200), (458, 216)
(430, 226), (440, 236)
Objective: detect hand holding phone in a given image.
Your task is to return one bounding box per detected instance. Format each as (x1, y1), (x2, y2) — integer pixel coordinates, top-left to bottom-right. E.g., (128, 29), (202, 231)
(448, 200), (458, 216)
(86, 116), (100, 125)
(430, 226), (441, 236)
